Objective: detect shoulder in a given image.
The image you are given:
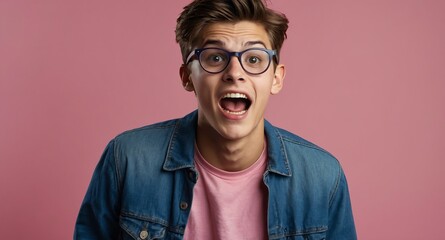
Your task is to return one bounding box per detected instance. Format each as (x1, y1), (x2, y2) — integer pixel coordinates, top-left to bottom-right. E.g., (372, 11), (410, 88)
(277, 127), (336, 157)
(110, 118), (180, 154)
(274, 126), (343, 180)
(118, 118), (178, 139)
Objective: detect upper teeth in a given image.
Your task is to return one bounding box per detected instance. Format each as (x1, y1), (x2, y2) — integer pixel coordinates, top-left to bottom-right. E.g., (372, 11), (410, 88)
(223, 93), (247, 99)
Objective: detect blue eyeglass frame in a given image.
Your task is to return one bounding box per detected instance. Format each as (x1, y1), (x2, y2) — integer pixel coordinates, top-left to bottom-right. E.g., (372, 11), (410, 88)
(185, 47), (278, 75)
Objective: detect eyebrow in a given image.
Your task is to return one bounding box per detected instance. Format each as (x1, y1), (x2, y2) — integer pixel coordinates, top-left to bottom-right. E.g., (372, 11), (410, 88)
(201, 39), (267, 48)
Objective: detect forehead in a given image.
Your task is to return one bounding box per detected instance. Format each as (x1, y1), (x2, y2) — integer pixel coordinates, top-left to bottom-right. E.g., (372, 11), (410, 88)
(197, 21), (272, 49)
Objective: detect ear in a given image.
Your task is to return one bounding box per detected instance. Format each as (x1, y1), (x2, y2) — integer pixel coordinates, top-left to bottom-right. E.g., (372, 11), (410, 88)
(271, 64), (285, 95)
(180, 64), (195, 92)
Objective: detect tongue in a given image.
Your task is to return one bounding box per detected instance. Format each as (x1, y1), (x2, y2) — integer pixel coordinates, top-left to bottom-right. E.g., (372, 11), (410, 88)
(220, 98), (247, 112)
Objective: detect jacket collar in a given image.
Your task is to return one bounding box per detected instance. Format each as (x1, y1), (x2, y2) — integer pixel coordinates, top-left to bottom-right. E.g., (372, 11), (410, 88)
(264, 120), (292, 177)
(163, 110), (291, 177)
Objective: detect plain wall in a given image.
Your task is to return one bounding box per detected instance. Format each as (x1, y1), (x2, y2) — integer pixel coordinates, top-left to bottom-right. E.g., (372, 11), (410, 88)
(1, 0), (444, 239)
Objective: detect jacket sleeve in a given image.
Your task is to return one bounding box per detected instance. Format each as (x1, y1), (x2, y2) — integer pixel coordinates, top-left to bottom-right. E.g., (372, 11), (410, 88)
(74, 140), (121, 239)
(327, 167), (358, 239)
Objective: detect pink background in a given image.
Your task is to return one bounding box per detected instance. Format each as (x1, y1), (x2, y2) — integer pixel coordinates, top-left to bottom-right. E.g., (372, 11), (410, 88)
(1, 0), (444, 239)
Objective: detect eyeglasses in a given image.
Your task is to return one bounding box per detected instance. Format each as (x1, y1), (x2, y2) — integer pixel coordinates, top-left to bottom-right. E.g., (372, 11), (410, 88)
(186, 47), (277, 75)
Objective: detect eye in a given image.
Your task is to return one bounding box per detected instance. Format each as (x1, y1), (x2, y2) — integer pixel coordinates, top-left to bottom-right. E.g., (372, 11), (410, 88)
(209, 54), (225, 63)
(247, 56), (261, 64)
(202, 50), (227, 66)
(243, 49), (268, 66)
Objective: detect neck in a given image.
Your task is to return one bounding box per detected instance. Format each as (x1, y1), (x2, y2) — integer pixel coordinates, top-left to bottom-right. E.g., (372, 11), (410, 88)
(195, 123), (266, 172)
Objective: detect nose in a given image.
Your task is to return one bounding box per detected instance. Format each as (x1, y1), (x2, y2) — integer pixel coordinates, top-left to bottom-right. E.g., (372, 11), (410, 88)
(223, 56), (245, 82)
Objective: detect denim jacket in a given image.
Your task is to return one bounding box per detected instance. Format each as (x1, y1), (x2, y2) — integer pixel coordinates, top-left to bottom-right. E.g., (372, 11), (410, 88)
(74, 111), (357, 239)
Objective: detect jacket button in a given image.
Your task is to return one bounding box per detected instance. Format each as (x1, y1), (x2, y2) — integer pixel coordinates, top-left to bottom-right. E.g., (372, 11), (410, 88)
(180, 201), (188, 210)
(139, 230), (148, 239)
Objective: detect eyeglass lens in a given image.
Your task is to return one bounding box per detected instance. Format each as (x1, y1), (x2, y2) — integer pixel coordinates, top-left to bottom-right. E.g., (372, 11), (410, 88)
(199, 48), (272, 74)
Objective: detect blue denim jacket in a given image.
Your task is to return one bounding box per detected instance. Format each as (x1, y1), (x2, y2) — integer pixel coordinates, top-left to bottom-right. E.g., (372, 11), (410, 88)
(75, 111), (357, 239)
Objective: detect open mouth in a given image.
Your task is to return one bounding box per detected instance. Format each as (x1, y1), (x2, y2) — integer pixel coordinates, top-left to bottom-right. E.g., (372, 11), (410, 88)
(219, 93), (252, 115)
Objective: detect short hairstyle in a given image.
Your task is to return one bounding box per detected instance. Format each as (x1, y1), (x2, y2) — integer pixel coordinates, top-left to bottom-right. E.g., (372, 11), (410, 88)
(175, 0), (289, 64)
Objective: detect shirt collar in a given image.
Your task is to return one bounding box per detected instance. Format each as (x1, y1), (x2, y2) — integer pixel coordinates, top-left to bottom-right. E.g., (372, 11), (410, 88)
(163, 110), (291, 177)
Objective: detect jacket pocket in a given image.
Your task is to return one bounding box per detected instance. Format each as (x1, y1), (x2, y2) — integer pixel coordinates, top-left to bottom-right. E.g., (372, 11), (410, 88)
(301, 231), (326, 240)
(273, 228), (327, 240)
(119, 214), (167, 240)
(297, 232), (326, 240)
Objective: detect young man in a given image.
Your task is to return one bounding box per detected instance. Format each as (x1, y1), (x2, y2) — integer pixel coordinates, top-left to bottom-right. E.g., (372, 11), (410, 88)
(75, 0), (357, 239)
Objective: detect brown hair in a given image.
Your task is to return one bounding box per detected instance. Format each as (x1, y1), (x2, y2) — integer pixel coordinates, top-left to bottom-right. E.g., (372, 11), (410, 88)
(175, 0), (289, 63)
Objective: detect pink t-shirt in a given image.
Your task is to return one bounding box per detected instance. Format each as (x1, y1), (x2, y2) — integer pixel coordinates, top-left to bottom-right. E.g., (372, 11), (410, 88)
(184, 146), (268, 240)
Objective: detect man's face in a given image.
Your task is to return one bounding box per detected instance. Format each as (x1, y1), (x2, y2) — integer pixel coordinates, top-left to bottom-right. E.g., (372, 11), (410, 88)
(181, 21), (285, 142)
